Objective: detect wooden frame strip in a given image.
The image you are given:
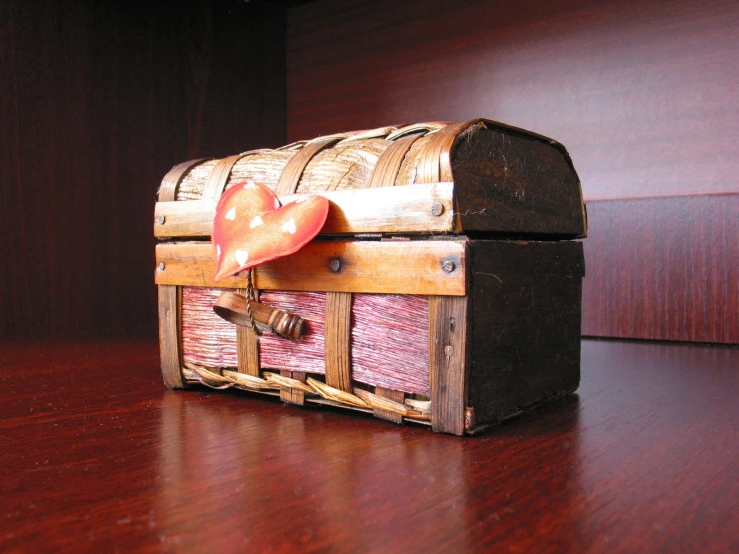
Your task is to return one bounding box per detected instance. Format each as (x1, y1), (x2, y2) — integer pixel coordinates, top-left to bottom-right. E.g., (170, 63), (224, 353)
(428, 295), (468, 435)
(158, 158), (210, 201)
(324, 292), (352, 392)
(275, 137), (343, 195)
(154, 182), (454, 239)
(236, 287), (260, 376)
(155, 239), (467, 296)
(158, 285), (184, 388)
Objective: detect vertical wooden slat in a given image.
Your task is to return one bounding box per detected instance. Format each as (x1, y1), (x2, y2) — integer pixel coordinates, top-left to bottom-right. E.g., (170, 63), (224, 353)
(159, 285), (184, 389)
(280, 370), (306, 405)
(325, 292), (353, 392)
(428, 295), (468, 435)
(236, 288), (260, 376)
(373, 387), (405, 423)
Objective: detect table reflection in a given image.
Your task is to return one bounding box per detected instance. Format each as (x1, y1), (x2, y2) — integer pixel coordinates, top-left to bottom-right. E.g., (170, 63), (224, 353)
(157, 390), (581, 550)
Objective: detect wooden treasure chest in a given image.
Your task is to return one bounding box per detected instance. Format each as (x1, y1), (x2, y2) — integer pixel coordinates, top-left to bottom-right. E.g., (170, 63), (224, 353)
(155, 119), (586, 436)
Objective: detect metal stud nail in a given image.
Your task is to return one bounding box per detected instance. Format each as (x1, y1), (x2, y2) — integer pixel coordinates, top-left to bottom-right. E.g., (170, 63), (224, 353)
(329, 258), (342, 273)
(158, 262), (166, 271)
(431, 202), (444, 216)
(441, 259), (456, 273)
(444, 345), (454, 357)
(157, 215), (166, 225)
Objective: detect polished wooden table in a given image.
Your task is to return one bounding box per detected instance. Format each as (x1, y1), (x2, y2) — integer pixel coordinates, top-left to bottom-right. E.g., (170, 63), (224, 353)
(1, 339), (737, 552)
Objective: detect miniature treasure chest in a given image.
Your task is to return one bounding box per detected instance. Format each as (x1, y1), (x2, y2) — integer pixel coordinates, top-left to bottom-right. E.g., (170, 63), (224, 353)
(155, 119), (586, 435)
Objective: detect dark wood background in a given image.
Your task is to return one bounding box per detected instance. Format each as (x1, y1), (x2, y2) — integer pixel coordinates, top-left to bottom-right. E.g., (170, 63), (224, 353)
(287, 0), (739, 344)
(0, 0), (286, 339)
(2, 0), (737, 343)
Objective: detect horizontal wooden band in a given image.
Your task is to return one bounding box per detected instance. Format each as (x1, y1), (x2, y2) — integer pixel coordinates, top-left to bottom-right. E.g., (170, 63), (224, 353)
(155, 239), (467, 296)
(154, 182), (454, 238)
(275, 136), (343, 195)
(158, 158), (211, 202)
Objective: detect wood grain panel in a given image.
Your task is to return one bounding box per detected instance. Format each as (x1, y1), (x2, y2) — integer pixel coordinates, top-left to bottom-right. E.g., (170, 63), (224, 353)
(582, 195), (739, 344)
(287, 0), (739, 201)
(0, 0), (286, 339)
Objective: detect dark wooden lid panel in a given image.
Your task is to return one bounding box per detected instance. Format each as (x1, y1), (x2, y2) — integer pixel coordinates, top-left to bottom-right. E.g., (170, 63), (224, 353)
(452, 122), (586, 238)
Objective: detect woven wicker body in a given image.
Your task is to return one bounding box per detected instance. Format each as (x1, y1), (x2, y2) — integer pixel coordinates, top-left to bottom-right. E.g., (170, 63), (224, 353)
(155, 119), (586, 435)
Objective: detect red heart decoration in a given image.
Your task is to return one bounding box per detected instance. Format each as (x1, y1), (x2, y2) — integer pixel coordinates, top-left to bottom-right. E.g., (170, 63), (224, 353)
(212, 180), (329, 282)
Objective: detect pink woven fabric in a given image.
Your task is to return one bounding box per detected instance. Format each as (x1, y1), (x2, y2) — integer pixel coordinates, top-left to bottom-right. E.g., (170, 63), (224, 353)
(181, 288), (430, 394)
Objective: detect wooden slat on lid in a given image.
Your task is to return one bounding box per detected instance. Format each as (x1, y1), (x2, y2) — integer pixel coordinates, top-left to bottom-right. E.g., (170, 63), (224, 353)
(367, 134), (423, 188)
(158, 158), (210, 201)
(275, 137), (343, 195)
(416, 122), (470, 184)
(201, 154), (246, 201)
(385, 122), (447, 141)
(324, 292), (352, 392)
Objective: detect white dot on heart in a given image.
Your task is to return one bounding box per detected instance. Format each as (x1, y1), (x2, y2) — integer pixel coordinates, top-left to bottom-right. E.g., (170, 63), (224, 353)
(249, 215), (264, 229)
(216, 244), (222, 259)
(225, 206), (236, 220)
(243, 181), (256, 189)
(281, 218), (297, 234)
(235, 249), (249, 266)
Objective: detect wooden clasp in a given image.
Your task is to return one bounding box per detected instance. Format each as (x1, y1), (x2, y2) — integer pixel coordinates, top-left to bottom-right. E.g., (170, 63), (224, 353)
(214, 291), (305, 340)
